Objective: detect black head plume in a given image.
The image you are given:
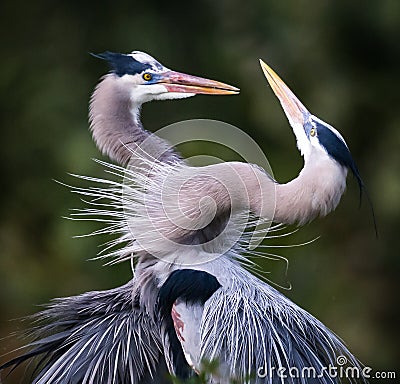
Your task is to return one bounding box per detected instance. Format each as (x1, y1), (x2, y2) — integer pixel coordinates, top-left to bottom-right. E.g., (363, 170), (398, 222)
(316, 121), (378, 237)
(90, 51), (152, 77)
(316, 122), (363, 191)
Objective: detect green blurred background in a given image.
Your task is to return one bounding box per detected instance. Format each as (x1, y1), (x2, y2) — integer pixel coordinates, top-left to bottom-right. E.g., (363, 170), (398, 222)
(1, 0), (399, 381)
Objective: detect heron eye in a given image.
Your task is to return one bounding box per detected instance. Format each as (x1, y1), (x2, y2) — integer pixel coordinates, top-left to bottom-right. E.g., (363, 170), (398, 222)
(143, 73), (152, 81)
(310, 127), (316, 137)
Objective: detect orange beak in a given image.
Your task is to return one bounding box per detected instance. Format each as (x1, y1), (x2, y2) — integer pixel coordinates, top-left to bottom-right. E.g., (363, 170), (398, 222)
(260, 59), (310, 126)
(158, 71), (239, 95)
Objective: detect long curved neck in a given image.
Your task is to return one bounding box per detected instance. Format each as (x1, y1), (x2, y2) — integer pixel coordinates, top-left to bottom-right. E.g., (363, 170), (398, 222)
(273, 151), (348, 225)
(89, 75), (180, 165)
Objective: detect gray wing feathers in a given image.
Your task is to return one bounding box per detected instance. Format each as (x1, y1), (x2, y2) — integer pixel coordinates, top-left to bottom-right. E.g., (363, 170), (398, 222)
(201, 273), (362, 384)
(2, 281), (169, 384)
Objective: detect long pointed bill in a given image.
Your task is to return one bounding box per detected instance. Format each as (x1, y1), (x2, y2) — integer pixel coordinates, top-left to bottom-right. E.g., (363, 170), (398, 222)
(158, 71), (239, 95)
(259, 59), (309, 126)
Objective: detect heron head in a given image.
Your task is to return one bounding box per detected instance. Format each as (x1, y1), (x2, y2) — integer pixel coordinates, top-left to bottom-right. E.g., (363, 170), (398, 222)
(91, 51), (239, 103)
(259, 59), (362, 182)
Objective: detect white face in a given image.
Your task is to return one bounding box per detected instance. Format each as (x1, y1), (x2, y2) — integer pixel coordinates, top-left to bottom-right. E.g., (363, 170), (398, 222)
(311, 115), (349, 149)
(293, 113), (353, 172)
(292, 114), (348, 163)
(116, 51), (196, 102)
(291, 118), (312, 160)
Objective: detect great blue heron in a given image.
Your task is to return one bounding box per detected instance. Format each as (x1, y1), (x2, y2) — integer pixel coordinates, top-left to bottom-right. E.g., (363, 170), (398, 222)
(1, 52), (367, 383)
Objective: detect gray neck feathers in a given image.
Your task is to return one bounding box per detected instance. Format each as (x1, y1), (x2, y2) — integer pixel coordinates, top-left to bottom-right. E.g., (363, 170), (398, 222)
(274, 151), (348, 225)
(215, 160), (347, 227)
(89, 75), (180, 166)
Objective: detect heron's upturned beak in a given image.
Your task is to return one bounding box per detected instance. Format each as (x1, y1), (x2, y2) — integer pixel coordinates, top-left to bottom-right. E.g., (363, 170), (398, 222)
(259, 59), (309, 126)
(158, 71), (239, 95)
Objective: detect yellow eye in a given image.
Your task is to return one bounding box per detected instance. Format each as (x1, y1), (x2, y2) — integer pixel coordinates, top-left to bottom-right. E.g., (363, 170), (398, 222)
(143, 73), (152, 81)
(310, 127), (316, 137)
